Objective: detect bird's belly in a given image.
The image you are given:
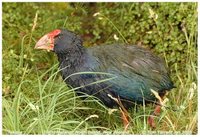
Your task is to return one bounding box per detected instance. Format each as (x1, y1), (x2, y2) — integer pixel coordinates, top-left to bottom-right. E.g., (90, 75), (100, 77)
(63, 73), (159, 109)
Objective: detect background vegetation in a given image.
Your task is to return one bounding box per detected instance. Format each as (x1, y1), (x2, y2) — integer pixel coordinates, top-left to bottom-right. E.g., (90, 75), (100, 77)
(2, 2), (197, 134)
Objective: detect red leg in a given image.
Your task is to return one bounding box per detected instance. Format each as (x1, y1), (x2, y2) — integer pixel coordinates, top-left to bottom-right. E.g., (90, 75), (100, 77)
(107, 94), (130, 130)
(120, 107), (129, 131)
(148, 104), (161, 128)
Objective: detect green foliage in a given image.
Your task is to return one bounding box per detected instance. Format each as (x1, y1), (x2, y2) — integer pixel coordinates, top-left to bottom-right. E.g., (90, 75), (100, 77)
(89, 3), (197, 77)
(2, 2), (197, 134)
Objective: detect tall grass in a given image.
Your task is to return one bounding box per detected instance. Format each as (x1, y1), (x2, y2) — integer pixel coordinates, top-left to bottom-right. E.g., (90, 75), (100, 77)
(2, 63), (112, 134)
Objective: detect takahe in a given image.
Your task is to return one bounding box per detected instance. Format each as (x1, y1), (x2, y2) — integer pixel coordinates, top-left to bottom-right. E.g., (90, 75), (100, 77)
(35, 29), (174, 129)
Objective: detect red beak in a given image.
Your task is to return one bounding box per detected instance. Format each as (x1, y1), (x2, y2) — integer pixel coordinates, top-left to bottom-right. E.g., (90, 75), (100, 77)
(35, 29), (61, 51)
(34, 34), (54, 51)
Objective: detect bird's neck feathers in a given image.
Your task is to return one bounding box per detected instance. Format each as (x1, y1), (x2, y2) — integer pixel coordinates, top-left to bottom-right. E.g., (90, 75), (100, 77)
(56, 40), (87, 72)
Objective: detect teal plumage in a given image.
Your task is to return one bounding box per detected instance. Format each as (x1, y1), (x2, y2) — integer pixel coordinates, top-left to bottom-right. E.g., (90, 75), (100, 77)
(53, 30), (174, 109)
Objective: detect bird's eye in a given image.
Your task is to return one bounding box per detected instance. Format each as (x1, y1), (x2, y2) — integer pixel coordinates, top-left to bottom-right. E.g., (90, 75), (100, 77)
(55, 34), (61, 39)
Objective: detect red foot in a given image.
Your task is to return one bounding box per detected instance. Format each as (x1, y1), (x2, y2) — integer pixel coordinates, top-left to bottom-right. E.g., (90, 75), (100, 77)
(148, 115), (156, 128)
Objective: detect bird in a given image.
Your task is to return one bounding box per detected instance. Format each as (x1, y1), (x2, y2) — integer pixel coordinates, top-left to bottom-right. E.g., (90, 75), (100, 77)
(35, 29), (175, 130)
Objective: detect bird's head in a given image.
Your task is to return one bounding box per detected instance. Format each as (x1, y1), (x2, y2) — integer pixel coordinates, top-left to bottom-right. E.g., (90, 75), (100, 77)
(35, 29), (83, 54)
